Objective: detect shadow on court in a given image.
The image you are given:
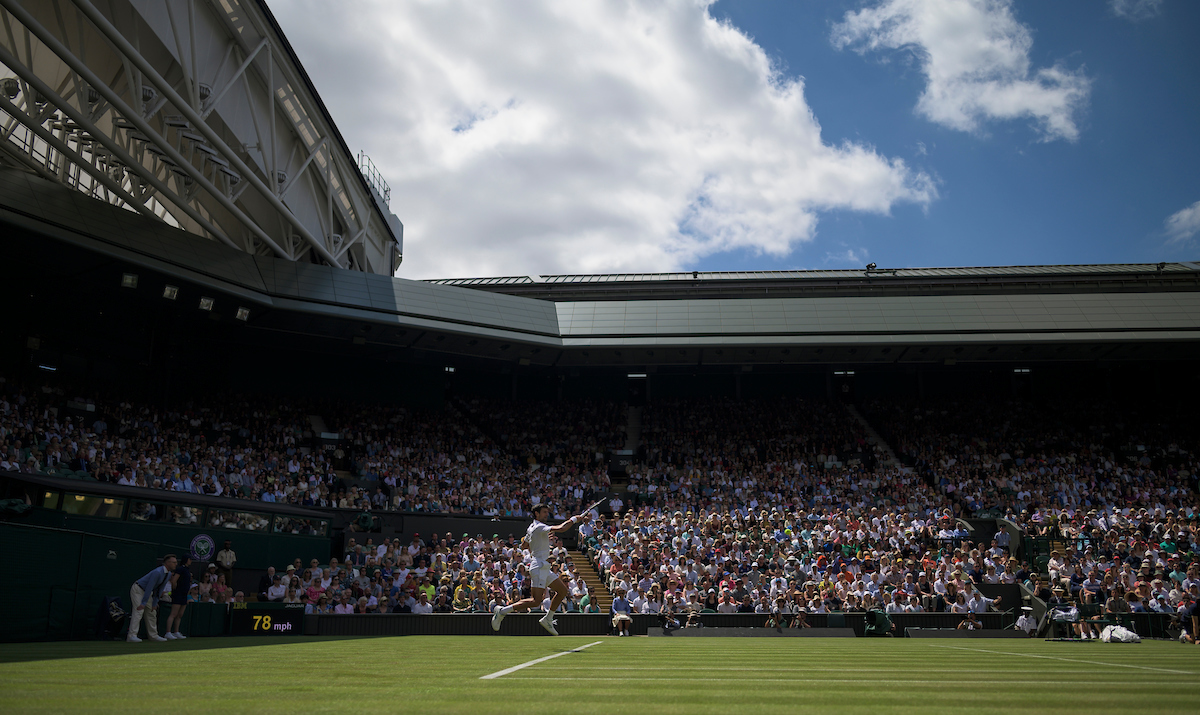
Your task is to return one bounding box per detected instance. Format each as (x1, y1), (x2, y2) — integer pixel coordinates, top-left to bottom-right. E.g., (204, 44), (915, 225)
(0, 635), (393, 664)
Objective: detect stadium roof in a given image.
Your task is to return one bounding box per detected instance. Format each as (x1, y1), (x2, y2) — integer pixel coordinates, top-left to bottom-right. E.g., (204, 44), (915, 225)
(431, 263), (1200, 285)
(4, 167), (1199, 368)
(426, 263), (1200, 302)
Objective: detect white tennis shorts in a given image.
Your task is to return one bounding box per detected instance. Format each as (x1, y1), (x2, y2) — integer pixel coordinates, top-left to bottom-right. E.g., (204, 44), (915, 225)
(530, 564), (557, 590)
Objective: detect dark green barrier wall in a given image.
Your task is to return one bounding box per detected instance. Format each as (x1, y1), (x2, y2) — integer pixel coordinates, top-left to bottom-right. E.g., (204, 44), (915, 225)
(1, 522), (165, 641)
(0, 521), (239, 642)
(154, 602), (228, 637)
(311, 611), (1017, 637)
(16, 506), (329, 570)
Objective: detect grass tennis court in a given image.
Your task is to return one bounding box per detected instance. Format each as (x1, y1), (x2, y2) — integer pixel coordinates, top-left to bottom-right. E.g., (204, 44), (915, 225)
(2, 635), (1197, 714)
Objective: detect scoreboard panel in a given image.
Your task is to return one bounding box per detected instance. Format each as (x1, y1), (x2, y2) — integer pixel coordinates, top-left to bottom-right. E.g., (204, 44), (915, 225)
(230, 603), (304, 635)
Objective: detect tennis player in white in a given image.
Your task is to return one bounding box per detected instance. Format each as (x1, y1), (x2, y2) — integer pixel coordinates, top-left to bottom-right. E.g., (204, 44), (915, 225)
(492, 503), (588, 635)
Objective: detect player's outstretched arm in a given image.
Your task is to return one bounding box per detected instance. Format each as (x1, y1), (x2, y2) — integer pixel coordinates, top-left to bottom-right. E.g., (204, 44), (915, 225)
(549, 513), (587, 535)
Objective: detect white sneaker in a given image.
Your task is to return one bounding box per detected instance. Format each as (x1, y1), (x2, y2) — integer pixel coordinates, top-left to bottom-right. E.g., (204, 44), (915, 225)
(491, 606), (507, 632)
(150, 635), (168, 642)
(539, 613), (559, 636)
(173, 632), (186, 639)
(164, 632), (178, 640)
(126, 635), (142, 643)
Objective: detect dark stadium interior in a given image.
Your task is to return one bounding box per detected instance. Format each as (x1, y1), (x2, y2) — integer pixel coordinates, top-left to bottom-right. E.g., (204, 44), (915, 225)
(3, 219), (1199, 408)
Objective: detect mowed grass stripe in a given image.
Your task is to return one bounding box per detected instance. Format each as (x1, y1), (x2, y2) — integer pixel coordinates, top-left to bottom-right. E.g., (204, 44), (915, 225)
(2, 637), (1198, 715)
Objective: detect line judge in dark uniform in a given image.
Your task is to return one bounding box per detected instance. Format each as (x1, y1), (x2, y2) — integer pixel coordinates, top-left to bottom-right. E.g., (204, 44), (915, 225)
(165, 555), (193, 639)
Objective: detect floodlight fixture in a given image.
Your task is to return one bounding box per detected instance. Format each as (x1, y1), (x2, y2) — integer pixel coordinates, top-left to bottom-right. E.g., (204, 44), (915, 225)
(1, 78), (18, 100)
(627, 373), (647, 378)
(444, 366), (456, 373)
(198, 296), (214, 311)
(1013, 367), (1031, 374)
(121, 273), (138, 289)
(162, 285), (179, 300)
(235, 307), (250, 321)
(865, 262), (877, 270)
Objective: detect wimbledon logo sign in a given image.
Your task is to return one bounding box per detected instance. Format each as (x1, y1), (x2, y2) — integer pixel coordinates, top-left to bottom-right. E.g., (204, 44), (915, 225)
(190, 534), (215, 562)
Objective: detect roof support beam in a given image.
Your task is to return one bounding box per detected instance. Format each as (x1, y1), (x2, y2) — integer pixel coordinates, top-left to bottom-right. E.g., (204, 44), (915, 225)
(279, 136), (324, 200)
(0, 37), (241, 249)
(199, 37), (267, 120)
(0, 91), (161, 221)
(0, 0), (292, 258)
(67, 0), (343, 267)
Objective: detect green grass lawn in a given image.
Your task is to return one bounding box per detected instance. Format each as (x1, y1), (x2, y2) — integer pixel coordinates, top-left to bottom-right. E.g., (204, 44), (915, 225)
(2, 635), (1198, 714)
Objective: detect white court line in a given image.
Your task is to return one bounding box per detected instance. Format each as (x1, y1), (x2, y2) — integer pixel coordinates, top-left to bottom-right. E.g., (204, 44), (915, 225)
(926, 645), (1197, 675)
(480, 641), (603, 680)
(534, 666), (1130, 673)
(502, 677), (1176, 685)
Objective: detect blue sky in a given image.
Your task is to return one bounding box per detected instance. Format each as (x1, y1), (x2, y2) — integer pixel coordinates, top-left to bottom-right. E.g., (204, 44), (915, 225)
(704, 0), (1200, 271)
(276, 0), (1200, 278)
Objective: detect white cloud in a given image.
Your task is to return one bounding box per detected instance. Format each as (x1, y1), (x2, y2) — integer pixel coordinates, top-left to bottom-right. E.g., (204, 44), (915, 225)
(272, 0), (935, 278)
(832, 0), (1091, 141)
(1110, 0), (1164, 21)
(1164, 200), (1200, 244)
(824, 246), (870, 266)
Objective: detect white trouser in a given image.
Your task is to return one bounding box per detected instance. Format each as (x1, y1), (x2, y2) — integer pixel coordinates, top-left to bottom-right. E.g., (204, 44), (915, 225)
(128, 583), (159, 640)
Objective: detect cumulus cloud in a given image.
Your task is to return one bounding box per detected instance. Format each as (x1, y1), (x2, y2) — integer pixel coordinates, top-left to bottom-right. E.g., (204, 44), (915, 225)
(1109, 0), (1164, 21)
(1164, 200), (1200, 244)
(832, 0), (1091, 141)
(272, 0), (935, 278)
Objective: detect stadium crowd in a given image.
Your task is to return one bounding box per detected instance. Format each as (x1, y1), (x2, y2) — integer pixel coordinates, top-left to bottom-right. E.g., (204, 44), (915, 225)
(864, 398), (1198, 517)
(0, 376), (608, 519)
(3, 374), (1198, 631)
(225, 532), (602, 616)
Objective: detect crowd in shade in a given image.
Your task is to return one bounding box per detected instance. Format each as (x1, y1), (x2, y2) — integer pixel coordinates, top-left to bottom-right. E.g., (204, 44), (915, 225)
(862, 398), (1198, 517)
(459, 397), (627, 471)
(325, 401), (611, 517)
(2, 376), (1197, 523)
(624, 397), (917, 515)
(0, 377), (609, 519)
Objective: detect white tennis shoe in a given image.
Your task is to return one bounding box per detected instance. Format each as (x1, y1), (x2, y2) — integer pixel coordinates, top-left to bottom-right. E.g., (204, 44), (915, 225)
(491, 606), (507, 631)
(538, 613), (559, 636)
